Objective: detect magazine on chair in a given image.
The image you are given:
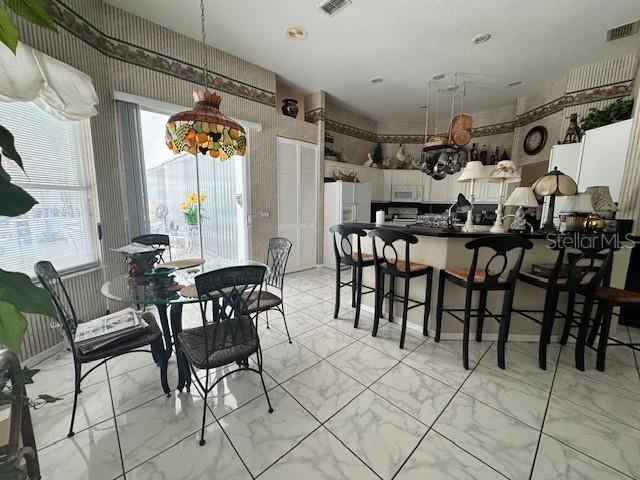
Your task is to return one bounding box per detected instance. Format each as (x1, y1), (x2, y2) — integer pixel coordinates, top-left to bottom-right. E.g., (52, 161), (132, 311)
(74, 308), (148, 354)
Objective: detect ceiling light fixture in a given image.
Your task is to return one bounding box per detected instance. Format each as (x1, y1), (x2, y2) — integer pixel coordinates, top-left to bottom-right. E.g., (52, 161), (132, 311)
(370, 77), (383, 84)
(472, 33), (492, 44)
(286, 26), (308, 41)
(507, 80), (522, 87)
(432, 73), (446, 80)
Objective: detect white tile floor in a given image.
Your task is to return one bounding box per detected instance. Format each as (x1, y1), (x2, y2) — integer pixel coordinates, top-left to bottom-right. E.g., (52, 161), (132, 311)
(30, 267), (640, 479)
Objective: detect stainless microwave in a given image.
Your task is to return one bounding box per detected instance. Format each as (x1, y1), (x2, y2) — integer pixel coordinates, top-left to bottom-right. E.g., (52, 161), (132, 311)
(391, 185), (424, 203)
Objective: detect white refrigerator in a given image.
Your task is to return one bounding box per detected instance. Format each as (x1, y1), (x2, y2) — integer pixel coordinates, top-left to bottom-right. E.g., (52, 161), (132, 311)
(323, 182), (371, 269)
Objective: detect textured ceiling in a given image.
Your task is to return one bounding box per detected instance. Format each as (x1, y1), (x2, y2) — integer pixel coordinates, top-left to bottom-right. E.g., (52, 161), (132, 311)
(103, 0), (640, 121)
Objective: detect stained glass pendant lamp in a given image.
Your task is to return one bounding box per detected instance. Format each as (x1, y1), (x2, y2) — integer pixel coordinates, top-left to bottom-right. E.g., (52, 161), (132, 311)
(165, 0), (247, 160)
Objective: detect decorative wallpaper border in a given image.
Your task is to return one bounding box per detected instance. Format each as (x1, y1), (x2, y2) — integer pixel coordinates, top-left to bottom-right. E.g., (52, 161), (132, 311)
(307, 80), (634, 144)
(48, 0), (277, 107)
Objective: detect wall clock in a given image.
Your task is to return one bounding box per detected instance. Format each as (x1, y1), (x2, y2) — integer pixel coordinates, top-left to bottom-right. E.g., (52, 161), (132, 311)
(523, 125), (547, 155)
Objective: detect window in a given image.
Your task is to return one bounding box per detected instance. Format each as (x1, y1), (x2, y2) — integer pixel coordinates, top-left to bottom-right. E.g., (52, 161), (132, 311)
(0, 101), (99, 276)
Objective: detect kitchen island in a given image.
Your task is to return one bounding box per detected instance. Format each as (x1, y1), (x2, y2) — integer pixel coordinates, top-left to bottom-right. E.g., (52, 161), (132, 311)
(346, 223), (631, 339)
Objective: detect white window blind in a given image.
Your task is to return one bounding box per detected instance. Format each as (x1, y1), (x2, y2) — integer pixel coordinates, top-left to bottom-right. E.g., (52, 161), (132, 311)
(0, 101), (99, 276)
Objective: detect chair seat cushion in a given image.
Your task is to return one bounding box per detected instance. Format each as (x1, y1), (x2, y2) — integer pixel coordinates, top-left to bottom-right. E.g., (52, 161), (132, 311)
(596, 286), (640, 306)
(77, 311), (162, 363)
(177, 317), (259, 370)
(245, 290), (282, 312)
(446, 268), (507, 284)
(382, 260), (430, 273)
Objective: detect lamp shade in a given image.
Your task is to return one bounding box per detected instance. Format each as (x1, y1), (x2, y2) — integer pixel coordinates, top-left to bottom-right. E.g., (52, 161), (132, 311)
(458, 161), (488, 183)
(531, 167), (577, 197)
(585, 186), (617, 211)
(166, 90), (247, 160)
(453, 193), (472, 213)
(560, 192), (593, 213)
(488, 160), (521, 184)
(505, 187), (539, 207)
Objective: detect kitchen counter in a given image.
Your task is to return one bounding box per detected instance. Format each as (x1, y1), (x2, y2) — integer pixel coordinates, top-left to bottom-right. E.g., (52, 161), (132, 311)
(346, 224), (631, 339)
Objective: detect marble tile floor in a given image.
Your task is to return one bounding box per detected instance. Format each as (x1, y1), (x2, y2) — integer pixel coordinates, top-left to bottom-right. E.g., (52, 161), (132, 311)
(30, 267), (640, 479)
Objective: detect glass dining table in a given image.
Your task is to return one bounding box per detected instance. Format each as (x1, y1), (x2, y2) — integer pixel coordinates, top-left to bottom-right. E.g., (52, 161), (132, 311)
(101, 257), (267, 391)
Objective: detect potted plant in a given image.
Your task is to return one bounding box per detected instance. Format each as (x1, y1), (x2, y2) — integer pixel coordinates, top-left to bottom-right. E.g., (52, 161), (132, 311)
(580, 98), (634, 131)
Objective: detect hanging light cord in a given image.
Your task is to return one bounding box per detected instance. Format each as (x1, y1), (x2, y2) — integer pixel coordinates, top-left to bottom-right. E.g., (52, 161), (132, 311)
(200, 0), (209, 91)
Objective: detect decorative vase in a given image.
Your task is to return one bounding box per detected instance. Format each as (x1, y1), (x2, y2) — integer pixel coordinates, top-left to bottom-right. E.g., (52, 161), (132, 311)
(281, 99), (299, 118)
(186, 224), (199, 236)
(583, 213), (607, 232)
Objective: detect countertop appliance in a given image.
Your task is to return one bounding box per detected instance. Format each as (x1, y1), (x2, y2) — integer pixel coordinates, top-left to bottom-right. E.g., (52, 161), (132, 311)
(391, 185), (423, 203)
(387, 207), (418, 226)
(323, 182), (372, 269)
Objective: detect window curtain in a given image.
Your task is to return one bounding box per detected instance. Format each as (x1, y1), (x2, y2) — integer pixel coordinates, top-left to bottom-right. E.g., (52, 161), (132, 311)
(117, 101), (149, 238)
(0, 42), (98, 120)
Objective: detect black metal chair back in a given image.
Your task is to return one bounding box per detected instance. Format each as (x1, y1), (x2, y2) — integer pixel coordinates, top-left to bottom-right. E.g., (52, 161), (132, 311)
(368, 228), (418, 275)
(465, 235), (533, 288)
(330, 224), (369, 266)
(264, 237), (292, 291)
(547, 236), (616, 294)
(194, 265), (266, 363)
(34, 261), (79, 356)
(131, 234), (171, 262)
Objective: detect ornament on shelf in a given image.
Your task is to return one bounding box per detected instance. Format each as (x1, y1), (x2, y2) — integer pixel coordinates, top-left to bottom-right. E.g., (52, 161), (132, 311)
(562, 113), (582, 144)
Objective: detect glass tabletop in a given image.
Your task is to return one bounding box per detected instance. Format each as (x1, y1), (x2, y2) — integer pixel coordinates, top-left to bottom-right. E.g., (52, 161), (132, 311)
(101, 257), (268, 306)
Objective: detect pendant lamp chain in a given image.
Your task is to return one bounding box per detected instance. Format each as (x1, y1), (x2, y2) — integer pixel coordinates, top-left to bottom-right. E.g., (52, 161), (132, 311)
(200, 0), (209, 91)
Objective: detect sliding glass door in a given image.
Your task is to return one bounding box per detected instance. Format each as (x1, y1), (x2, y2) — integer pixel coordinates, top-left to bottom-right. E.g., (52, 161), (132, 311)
(138, 108), (249, 260)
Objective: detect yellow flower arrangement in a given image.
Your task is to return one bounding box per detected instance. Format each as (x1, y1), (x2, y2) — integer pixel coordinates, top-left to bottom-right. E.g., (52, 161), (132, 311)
(180, 192), (206, 225)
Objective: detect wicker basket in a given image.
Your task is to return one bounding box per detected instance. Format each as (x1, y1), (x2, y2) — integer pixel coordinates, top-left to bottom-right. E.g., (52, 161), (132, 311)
(333, 170), (358, 182)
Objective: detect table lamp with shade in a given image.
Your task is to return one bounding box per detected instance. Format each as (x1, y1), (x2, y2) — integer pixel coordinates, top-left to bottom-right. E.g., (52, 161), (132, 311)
(504, 187), (539, 232)
(532, 167), (578, 233)
(457, 161), (488, 232)
(488, 160), (521, 233)
(559, 192), (593, 231)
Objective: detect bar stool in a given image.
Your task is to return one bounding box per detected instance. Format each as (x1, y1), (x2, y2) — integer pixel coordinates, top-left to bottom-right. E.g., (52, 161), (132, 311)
(436, 235), (532, 370)
(514, 237), (615, 370)
(590, 286), (640, 371)
(368, 229), (434, 349)
(329, 224), (376, 327)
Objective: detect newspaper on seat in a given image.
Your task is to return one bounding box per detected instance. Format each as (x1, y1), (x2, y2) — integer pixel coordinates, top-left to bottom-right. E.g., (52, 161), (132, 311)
(74, 308), (148, 354)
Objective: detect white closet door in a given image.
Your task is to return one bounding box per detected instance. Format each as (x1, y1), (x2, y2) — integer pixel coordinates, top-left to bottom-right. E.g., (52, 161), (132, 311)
(277, 137), (317, 272)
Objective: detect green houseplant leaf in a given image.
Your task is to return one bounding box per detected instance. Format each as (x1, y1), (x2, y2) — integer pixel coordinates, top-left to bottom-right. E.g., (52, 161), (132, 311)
(0, 124), (23, 168)
(0, 5), (18, 53)
(0, 173), (37, 216)
(0, 300), (27, 351)
(3, 0), (58, 31)
(0, 269), (57, 319)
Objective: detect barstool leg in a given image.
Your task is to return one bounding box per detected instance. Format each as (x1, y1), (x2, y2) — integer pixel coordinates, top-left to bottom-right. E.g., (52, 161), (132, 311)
(497, 287), (515, 369)
(560, 292), (575, 345)
(351, 266), (357, 308)
(400, 277), (410, 349)
(463, 288), (473, 370)
(538, 288), (558, 370)
(587, 301), (604, 346)
(354, 266), (363, 328)
(476, 290), (487, 342)
(373, 269), (381, 336)
(423, 271), (432, 337)
(596, 301), (613, 371)
(388, 275), (396, 321)
(334, 264), (341, 319)
(575, 296), (595, 371)
(435, 271), (445, 342)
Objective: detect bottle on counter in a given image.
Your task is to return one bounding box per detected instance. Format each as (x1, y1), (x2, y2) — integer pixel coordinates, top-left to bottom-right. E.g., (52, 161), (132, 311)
(479, 144), (488, 164)
(500, 149), (509, 161)
(470, 143), (478, 162)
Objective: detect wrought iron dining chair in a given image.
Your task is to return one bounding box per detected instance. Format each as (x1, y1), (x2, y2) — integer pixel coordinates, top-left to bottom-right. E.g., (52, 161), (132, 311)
(246, 237), (293, 342)
(131, 234), (172, 262)
(176, 265), (273, 446)
(34, 261), (170, 438)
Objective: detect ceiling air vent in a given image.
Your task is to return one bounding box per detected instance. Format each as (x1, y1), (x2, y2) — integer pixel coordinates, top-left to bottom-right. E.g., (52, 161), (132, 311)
(318, 0), (352, 17)
(606, 20), (640, 42)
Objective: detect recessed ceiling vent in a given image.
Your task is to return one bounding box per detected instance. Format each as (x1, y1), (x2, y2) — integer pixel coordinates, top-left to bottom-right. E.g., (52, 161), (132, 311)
(606, 20), (640, 42)
(318, 0), (352, 17)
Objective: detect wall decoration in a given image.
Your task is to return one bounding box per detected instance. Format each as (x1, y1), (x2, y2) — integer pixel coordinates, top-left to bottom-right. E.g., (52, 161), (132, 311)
(523, 126), (547, 155)
(281, 98), (299, 118)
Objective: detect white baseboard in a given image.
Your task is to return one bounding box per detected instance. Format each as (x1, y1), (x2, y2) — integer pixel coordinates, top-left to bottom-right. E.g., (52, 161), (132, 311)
(23, 341), (66, 368)
(359, 304), (557, 343)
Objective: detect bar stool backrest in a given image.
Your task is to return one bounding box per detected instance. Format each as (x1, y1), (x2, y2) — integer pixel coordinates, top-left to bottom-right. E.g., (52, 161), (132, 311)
(547, 236), (616, 293)
(466, 235), (533, 287)
(131, 234), (171, 262)
(368, 228), (419, 274)
(330, 224), (369, 266)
